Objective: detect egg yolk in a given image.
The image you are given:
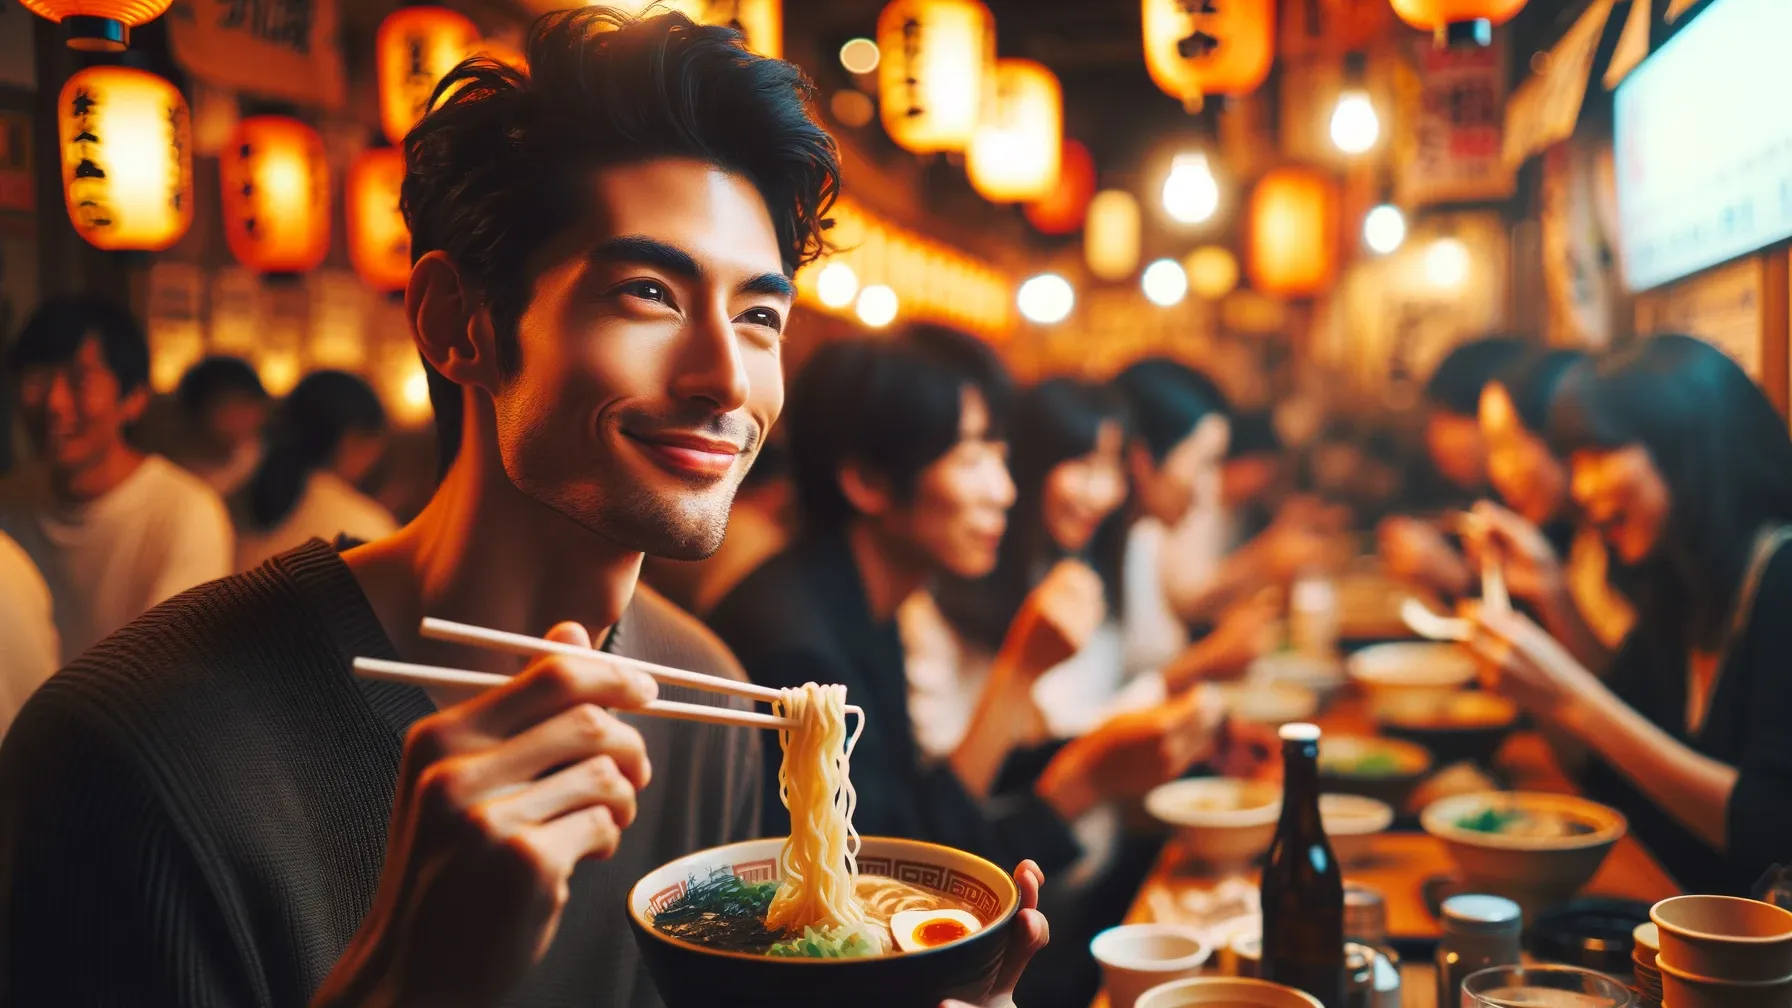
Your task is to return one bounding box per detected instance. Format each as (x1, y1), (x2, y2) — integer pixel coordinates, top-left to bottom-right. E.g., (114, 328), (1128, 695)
(915, 918), (970, 947)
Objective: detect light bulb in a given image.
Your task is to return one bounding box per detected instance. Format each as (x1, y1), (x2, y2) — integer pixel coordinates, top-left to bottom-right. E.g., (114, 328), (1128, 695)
(1016, 273), (1075, 324)
(1363, 203), (1406, 255)
(1329, 89), (1380, 155)
(839, 38), (880, 75)
(1162, 152), (1220, 224)
(816, 262), (859, 308)
(1425, 238), (1471, 290)
(855, 284), (898, 327)
(1141, 258), (1188, 307)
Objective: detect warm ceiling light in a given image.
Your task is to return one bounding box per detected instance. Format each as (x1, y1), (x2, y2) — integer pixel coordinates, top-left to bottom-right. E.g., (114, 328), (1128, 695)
(816, 262), (860, 309)
(1141, 258), (1188, 307)
(830, 89), (876, 128)
(1185, 245), (1239, 300)
(1016, 272), (1075, 324)
(1363, 203), (1406, 254)
(1329, 88), (1380, 154)
(840, 37), (880, 74)
(856, 284), (899, 327)
(1425, 237), (1471, 289)
(1162, 152), (1220, 224)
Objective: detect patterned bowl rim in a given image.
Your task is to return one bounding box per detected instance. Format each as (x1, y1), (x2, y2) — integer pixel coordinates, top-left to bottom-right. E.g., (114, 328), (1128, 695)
(627, 835), (1020, 965)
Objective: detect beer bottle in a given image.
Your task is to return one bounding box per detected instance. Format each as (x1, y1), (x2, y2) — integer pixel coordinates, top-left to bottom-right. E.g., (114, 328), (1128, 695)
(1261, 722), (1345, 1008)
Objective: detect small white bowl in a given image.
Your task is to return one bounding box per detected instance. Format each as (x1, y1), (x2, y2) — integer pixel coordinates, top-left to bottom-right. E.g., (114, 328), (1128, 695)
(1656, 955), (1792, 1008)
(1219, 682), (1320, 726)
(1248, 652), (1347, 700)
(1091, 924), (1212, 1008)
(1136, 976), (1325, 1008)
(1347, 642), (1477, 698)
(1652, 895), (1792, 983)
(1320, 793), (1394, 866)
(1145, 778), (1282, 870)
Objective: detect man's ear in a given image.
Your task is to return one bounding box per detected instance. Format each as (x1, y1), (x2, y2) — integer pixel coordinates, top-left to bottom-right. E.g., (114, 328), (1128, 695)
(119, 384), (151, 425)
(838, 461), (892, 518)
(407, 250), (503, 397)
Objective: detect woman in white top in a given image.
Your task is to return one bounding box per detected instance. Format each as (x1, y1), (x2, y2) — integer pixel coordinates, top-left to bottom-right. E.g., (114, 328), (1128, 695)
(0, 529), (59, 737)
(234, 371), (397, 570)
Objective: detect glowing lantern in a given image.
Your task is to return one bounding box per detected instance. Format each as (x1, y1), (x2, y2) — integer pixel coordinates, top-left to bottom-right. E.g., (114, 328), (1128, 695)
(1246, 167), (1338, 298)
(21, 0), (172, 52)
(1390, 0), (1528, 46)
(615, 0), (783, 57)
(967, 60), (1062, 204)
(348, 148), (411, 293)
(377, 6), (480, 145)
(1025, 138), (1095, 235)
(57, 66), (192, 252)
(876, 0), (995, 154)
(1084, 189), (1141, 282)
(468, 37), (528, 72)
(1142, 0), (1275, 111)
(1185, 245), (1239, 300)
(219, 116), (331, 275)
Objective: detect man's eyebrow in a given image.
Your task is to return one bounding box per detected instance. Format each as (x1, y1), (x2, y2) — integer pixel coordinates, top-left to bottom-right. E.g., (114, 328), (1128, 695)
(739, 273), (796, 300)
(587, 235), (701, 280)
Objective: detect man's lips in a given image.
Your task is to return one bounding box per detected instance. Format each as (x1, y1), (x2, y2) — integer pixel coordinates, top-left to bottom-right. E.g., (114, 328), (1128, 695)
(622, 429), (743, 479)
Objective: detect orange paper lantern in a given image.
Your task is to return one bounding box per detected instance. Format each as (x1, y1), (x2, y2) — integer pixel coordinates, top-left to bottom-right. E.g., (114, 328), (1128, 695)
(967, 59), (1062, 204)
(1247, 166), (1338, 297)
(57, 66), (192, 251)
(1390, 0), (1528, 45)
(377, 6), (481, 145)
(877, 0), (995, 154)
(1142, 0), (1275, 111)
(21, 0), (172, 51)
(1025, 138), (1095, 235)
(348, 148), (411, 292)
(219, 116), (331, 275)
(467, 37), (528, 72)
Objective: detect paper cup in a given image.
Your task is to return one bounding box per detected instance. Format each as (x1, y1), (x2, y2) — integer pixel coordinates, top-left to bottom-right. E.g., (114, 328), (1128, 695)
(1656, 956), (1792, 1008)
(1091, 924), (1212, 1008)
(1652, 895), (1792, 982)
(1135, 976), (1324, 1008)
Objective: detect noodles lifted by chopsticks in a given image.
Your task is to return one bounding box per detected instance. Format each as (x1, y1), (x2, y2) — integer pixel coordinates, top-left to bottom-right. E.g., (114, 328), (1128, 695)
(765, 682), (882, 952)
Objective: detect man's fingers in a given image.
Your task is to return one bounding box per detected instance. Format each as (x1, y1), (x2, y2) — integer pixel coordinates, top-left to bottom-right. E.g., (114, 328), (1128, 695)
(462, 652), (659, 738)
(484, 754), (639, 831)
(469, 702), (652, 791)
(529, 803), (624, 873)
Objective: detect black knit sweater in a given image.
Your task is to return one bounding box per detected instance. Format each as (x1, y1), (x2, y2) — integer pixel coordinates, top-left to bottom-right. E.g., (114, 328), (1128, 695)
(0, 539), (761, 1007)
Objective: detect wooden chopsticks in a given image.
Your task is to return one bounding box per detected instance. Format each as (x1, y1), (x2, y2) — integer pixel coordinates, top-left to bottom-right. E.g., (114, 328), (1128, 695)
(349, 617), (862, 734)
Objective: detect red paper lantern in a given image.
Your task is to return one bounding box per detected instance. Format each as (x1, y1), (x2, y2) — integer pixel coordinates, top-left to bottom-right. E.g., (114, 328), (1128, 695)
(348, 148), (411, 292)
(219, 116), (331, 275)
(1389, 0), (1528, 46)
(20, 0), (172, 52)
(377, 6), (481, 145)
(1247, 166), (1338, 298)
(1142, 0), (1276, 111)
(57, 65), (193, 251)
(1024, 138), (1095, 235)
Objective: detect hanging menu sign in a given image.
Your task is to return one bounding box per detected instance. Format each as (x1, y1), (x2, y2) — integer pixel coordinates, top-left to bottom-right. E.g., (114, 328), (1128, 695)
(166, 0), (346, 110)
(1398, 38), (1514, 207)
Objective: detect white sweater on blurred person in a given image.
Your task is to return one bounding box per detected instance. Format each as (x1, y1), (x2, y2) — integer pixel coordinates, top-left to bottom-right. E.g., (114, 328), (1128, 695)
(235, 472), (398, 572)
(0, 530), (59, 737)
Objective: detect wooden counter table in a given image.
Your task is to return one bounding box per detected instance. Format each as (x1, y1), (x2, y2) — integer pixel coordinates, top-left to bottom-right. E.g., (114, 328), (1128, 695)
(1087, 693), (1680, 1008)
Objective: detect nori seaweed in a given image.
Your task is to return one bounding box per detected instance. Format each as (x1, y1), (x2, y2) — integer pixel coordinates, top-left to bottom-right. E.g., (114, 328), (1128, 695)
(651, 871), (785, 953)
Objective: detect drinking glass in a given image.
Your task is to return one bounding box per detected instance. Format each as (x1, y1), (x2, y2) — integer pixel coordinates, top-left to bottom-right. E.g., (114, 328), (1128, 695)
(1461, 964), (1635, 1007)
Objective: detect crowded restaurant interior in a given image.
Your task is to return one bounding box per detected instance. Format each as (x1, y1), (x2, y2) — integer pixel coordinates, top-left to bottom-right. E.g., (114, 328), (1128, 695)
(4, 1), (1792, 1007)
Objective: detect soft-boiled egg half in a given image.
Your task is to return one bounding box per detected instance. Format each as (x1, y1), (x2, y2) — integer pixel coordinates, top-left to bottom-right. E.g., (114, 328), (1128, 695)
(890, 908), (982, 953)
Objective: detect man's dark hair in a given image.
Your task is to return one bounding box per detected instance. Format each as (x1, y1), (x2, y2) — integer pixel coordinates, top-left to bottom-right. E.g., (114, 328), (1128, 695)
(1110, 358), (1231, 463)
(402, 6), (840, 472)
(785, 325), (1011, 533)
(1424, 335), (1530, 416)
(175, 355), (268, 420)
(1498, 347), (1588, 436)
(7, 294), (150, 395)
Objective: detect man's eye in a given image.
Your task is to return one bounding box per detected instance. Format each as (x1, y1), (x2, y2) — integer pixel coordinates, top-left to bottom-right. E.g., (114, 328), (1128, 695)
(619, 280), (670, 304)
(738, 307), (784, 331)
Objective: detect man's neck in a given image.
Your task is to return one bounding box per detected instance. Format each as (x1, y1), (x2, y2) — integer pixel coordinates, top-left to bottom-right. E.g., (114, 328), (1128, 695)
(845, 519), (931, 624)
(52, 443), (145, 504)
(344, 421), (643, 675)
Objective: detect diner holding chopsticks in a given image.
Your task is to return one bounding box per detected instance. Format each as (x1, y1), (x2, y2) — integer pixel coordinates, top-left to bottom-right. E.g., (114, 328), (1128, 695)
(10, 2), (1792, 1008)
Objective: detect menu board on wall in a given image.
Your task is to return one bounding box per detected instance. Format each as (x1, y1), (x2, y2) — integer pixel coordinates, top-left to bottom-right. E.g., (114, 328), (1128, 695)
(1615, 0), (1792, 291)
(1397, 39), (1514, 207)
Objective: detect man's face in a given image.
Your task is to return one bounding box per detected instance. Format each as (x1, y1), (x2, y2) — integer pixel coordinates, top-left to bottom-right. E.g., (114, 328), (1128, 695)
(494, 160), (791, 560)
(16, 335), (144, 477)
(1426, 410), (1487, 492)
(205, 393), (270, 453)
(882, 388), (1015, 579)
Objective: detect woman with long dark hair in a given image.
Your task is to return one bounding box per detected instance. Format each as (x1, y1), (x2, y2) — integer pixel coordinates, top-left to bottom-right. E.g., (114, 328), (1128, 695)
(235, 370), (396, 570)
(1468, 334), (1792, 894)
(1472, 348), (1634, 668)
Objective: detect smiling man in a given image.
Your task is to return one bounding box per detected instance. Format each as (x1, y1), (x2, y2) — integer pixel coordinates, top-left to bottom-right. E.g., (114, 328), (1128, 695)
(0, 11), (1054, 1008)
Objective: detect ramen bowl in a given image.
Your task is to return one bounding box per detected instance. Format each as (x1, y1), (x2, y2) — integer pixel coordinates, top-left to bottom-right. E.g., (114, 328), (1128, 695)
(628, 836), (1019, 1008)
(1135, 976), (1326, 1008)
(1145, 778), (1283, 870)
(1421, 792), (1627, 920)
(1374, 689), (1520, 767)
(1347, 641), (1478, 700)
(1320, 793), (1395, 866)
(1317, 734), (1434, 810)
(1248, 652), (1348, 703)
